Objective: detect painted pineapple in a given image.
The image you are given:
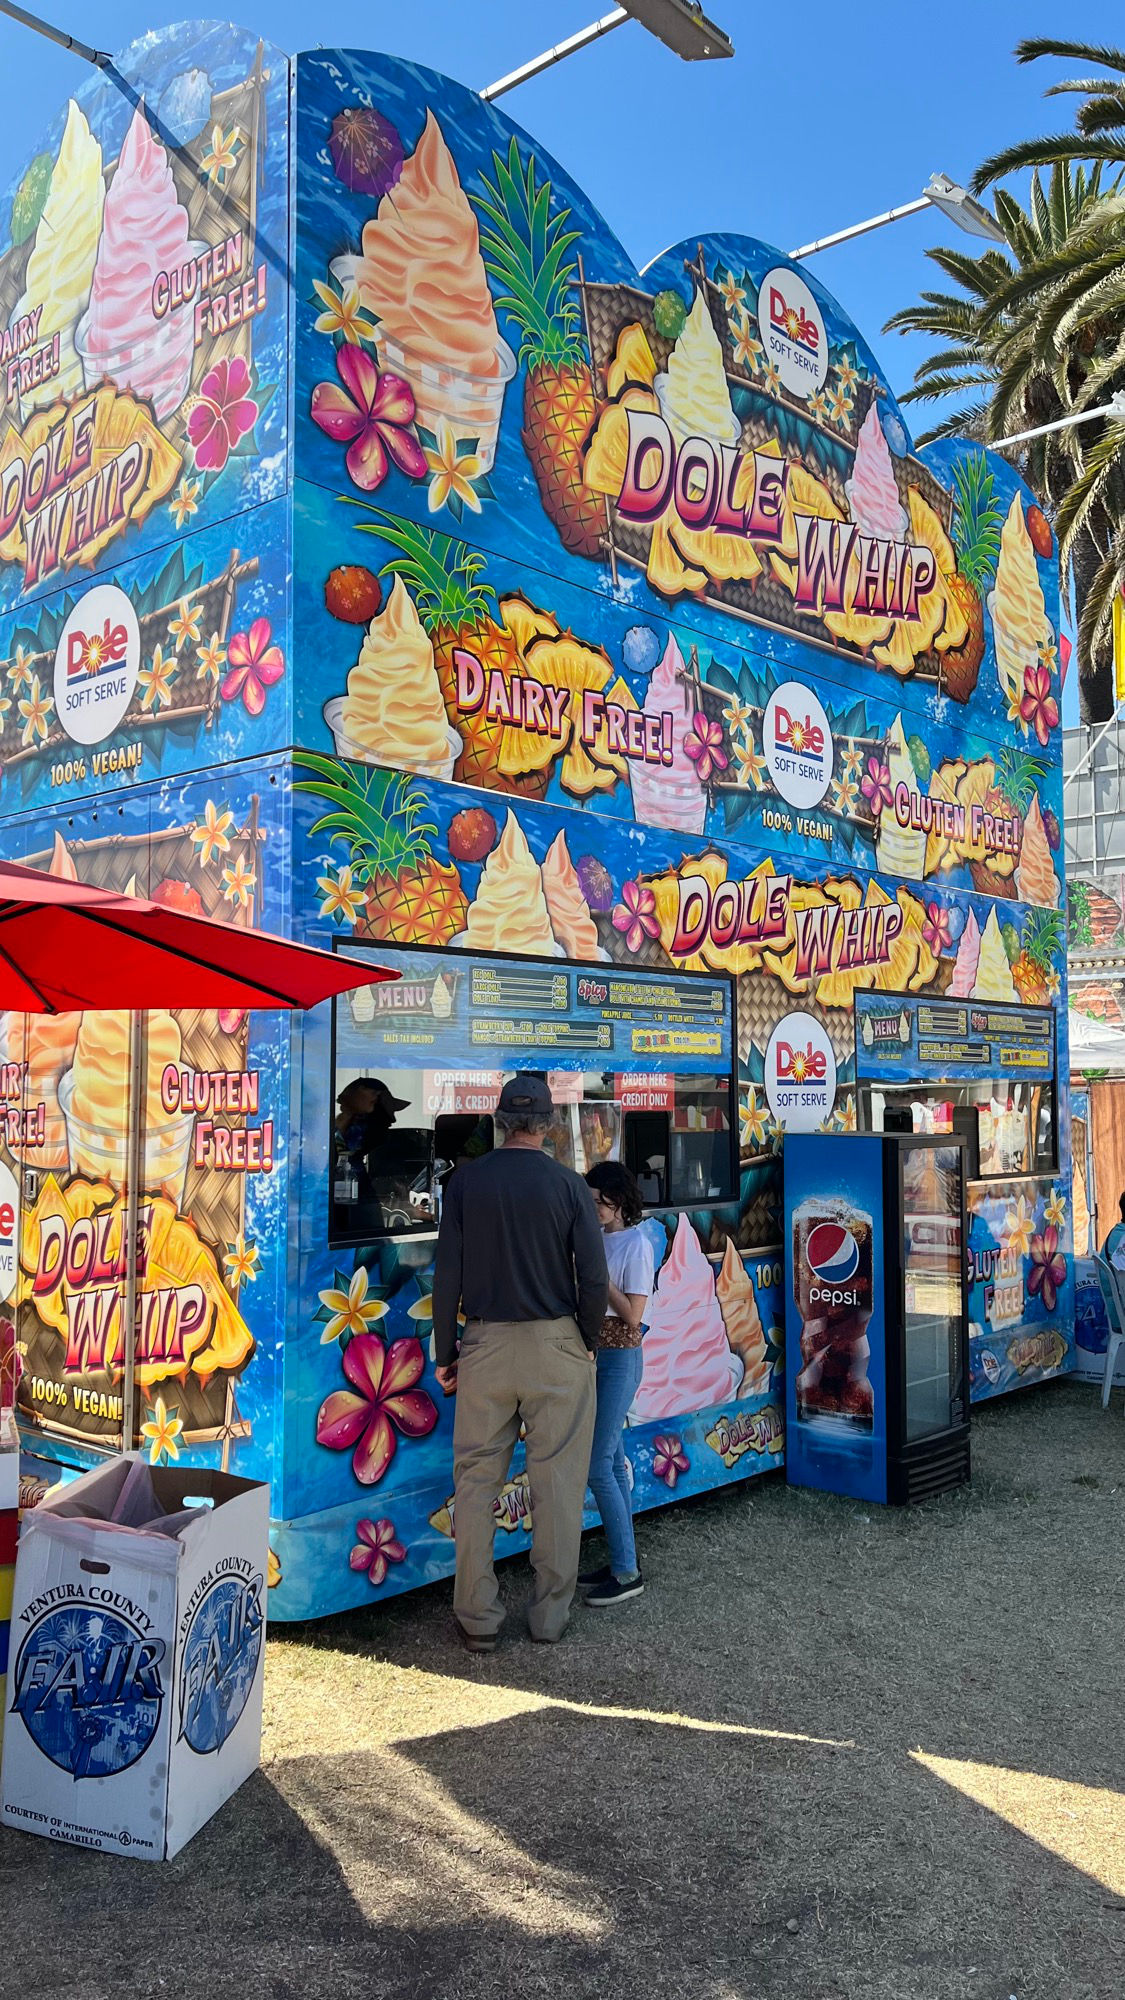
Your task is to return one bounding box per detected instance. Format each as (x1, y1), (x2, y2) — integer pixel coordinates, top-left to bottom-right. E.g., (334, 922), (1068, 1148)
(475, 137), (603, 559)
(295, 754), (468, 946)
(970, 749), (1045, 899)
(363, 512), (548, 798)
(1011, 909), (1063, 1007)
(943, 451), (1002, 703)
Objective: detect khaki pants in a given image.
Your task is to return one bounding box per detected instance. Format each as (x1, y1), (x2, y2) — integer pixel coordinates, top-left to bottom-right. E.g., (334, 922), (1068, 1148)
(452, 1316), (596, 1642)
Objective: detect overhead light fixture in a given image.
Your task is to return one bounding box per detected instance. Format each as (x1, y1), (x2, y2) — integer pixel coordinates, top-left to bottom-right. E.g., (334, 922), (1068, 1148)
(482, 0), (732, 101)
(790, 172), (1005, 262)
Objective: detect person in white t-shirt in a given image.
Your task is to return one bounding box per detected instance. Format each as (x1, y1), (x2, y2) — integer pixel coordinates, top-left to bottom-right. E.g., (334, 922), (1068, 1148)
(579, 1162), (655, 1607)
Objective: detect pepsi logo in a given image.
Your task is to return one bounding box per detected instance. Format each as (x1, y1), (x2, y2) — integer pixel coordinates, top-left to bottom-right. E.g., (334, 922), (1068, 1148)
(757, 267), (828, 401)
(763, 683), (832, 809)
(806, 1222), (859, 1286)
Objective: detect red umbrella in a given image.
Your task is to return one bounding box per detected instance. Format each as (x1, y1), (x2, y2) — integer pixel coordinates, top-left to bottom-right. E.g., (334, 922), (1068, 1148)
(0, 859), (391, 1012)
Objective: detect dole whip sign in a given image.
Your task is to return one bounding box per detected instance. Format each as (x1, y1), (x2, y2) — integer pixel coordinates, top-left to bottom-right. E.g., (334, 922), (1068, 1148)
(0, 389), (179, 591)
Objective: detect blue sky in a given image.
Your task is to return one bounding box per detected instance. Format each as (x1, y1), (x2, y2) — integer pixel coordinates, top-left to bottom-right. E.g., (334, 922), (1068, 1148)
(1, 0), (1117, 716)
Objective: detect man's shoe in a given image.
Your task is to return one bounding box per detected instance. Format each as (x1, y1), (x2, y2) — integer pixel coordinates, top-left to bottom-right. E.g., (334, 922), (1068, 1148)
(528, 1626), (566, 1643)
(458, 1625), (498, 1653)
(585, 1574), (644, 1607)
(577, 1563), (614, 1590)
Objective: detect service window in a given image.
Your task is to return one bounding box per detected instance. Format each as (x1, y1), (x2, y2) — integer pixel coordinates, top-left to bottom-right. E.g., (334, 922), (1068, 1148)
(330, 945), (736, 1244)
(854, 993), (1057, 1182)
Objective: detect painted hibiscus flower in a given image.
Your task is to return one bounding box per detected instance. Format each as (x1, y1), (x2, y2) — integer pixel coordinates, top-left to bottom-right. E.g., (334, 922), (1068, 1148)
(860, 756), (892, 817)
(221, 619), (285, 717)
(316, 1332), (437, 1484)
(188, 355), (258, 473)
(922, 901), (953, 953)
(349, 1516), (406, 1588)
(652, 1435), (690, 1487)
(310, 344), (426, 492)
(611, 878), (661, 954)
(1027, 1225), (1066, 1313)
(1019, 662), (1060, 747)
(683, 711), (728, 784)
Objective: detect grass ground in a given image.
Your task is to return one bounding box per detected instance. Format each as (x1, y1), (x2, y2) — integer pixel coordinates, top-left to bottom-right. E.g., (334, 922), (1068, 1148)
(3, 1379), (1125, 2000)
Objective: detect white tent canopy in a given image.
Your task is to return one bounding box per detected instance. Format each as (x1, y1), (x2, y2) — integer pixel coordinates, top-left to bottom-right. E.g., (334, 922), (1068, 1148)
(1069, 1007), (1125, 1074)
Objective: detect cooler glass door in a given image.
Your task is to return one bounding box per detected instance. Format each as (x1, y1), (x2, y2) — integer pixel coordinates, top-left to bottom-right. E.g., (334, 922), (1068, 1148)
(900, 1143), (965, 1440)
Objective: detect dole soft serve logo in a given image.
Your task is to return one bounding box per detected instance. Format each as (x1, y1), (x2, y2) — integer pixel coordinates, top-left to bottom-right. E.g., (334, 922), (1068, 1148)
(757, 267), (828, 400)
(764, 1009), (836, 1132)
(806, 1221), (859, 1287)
(763, 681), (832, 810)
(53, 582), (140, 746)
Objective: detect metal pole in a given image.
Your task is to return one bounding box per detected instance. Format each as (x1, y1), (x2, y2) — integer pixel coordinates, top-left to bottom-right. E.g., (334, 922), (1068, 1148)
(1064, 710), (1120, 791)
(992, 399), (1125, 449)
(120, 1009), (146, 1453)
(789, 196), (931, 262)
(481, 8), (628, 99)
(0, 0), (107, 65)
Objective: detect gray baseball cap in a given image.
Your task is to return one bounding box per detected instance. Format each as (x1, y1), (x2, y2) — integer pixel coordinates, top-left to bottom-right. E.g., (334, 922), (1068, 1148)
(497, 1072), (554, 1115)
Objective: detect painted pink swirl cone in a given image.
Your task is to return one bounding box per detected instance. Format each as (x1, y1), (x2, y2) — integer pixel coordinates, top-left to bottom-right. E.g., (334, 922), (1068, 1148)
(631, 1214), (741, 1423)
(949, 908), (980, 998)
(83, 105), (194, 415)
(845, 404), (906, 540)
(628, 633), (707, 833)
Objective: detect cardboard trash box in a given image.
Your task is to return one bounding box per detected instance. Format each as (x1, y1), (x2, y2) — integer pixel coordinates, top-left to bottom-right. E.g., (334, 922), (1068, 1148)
(0, 1455), (268, 1860)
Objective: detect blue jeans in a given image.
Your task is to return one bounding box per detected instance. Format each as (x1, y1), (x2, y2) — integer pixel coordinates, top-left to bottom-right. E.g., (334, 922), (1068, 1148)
(588, 1347), (644, 1578)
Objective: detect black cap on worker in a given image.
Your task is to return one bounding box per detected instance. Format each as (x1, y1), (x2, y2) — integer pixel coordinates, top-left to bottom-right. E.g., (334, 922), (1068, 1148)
(497, 1072), (554, 1116)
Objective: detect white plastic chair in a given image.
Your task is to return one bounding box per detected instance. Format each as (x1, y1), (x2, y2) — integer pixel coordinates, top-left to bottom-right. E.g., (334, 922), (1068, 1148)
(1094, 1255), (1125, 1407)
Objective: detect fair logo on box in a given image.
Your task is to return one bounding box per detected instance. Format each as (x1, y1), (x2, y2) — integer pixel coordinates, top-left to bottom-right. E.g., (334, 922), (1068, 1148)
(765, 1010), (836, 1131)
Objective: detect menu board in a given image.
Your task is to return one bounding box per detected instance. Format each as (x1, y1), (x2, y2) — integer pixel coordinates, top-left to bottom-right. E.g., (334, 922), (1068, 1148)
(854, 994), (1054, 1083)
(336, 946), (732, 1076)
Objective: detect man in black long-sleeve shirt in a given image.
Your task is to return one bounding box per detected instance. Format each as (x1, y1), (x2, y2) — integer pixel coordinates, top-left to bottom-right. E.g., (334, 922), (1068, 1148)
(432, 1073), (609, 1649)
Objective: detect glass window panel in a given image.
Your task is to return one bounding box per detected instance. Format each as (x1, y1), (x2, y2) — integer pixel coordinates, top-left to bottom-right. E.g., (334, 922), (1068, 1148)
(901, 1144), (965, 1439)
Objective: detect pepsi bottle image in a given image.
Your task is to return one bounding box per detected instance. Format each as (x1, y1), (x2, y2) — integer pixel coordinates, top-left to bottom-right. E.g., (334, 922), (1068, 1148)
(791, 1194), (874, 1430)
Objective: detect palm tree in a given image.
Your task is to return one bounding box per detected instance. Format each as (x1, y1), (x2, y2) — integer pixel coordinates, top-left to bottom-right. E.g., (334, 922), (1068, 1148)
(886, 162), (1121, 717)
(969, 41), (1125, 720)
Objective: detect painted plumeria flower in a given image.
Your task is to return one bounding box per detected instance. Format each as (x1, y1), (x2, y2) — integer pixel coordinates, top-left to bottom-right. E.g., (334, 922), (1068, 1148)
(733, 737), (768, 790)
(835, 1095), (857, 1132)
(221, 856), (256, 909)
(310, 344), (426, 491)
(223, 1234), (261, 1286)
(312, 278), (378, 344)
(140, 1395), (183, 1466)
(318, 1266), (389, 1345)
(762, 361), (782, 398)
(1028, 1226), (1067, 1312)
(170, 477), (201, 529)
(827, 384), (854, 427)
(316, 1332), (438, 1486)
(192, 800), (234, 867)
(718, 272), (746, 313)
(349, 1517), (406, 1589)
(831, 775), (859, 814)
(1019, 662), (1059, 747)
(221, 619), (285, 717)
(806, 390), (828, 424)
(189, 355), (258, 473)
(611, 879), (660, 954)
(7, 645), (34, 692)
(318, 863), (365, 927)
(168, 597), (203, 652)
(196, 633), (227, 684)
(922, 901), (953, 953)
(201, 122), (242, 185)
(723, 695), (754, 734)
(842, 741), (864, 778)
(138, 644), (178, 713)
(739, 1089), (767, 1150)
(834, 355), (861, 394)
(18, 674), (52, 746)
(860, 756), (892, 817)
(652, 1435), (690, 1487)
(424, 421), (485, 515)
(1003, 1194), (1035, 1260)
(684, 710), (728, 784)
(1044, 1189), (1066, 1230)
(732, 320), (763, 371)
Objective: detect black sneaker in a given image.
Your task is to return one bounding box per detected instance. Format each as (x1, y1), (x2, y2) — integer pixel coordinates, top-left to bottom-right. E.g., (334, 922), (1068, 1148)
(585, 1574), (644, 1607)
(457, 1624), (498, 1653)
(578, 1563), (614, 1590)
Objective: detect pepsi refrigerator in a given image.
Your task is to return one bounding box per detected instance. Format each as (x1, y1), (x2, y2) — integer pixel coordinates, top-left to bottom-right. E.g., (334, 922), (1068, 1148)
(784, 1134), (970, 1505)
